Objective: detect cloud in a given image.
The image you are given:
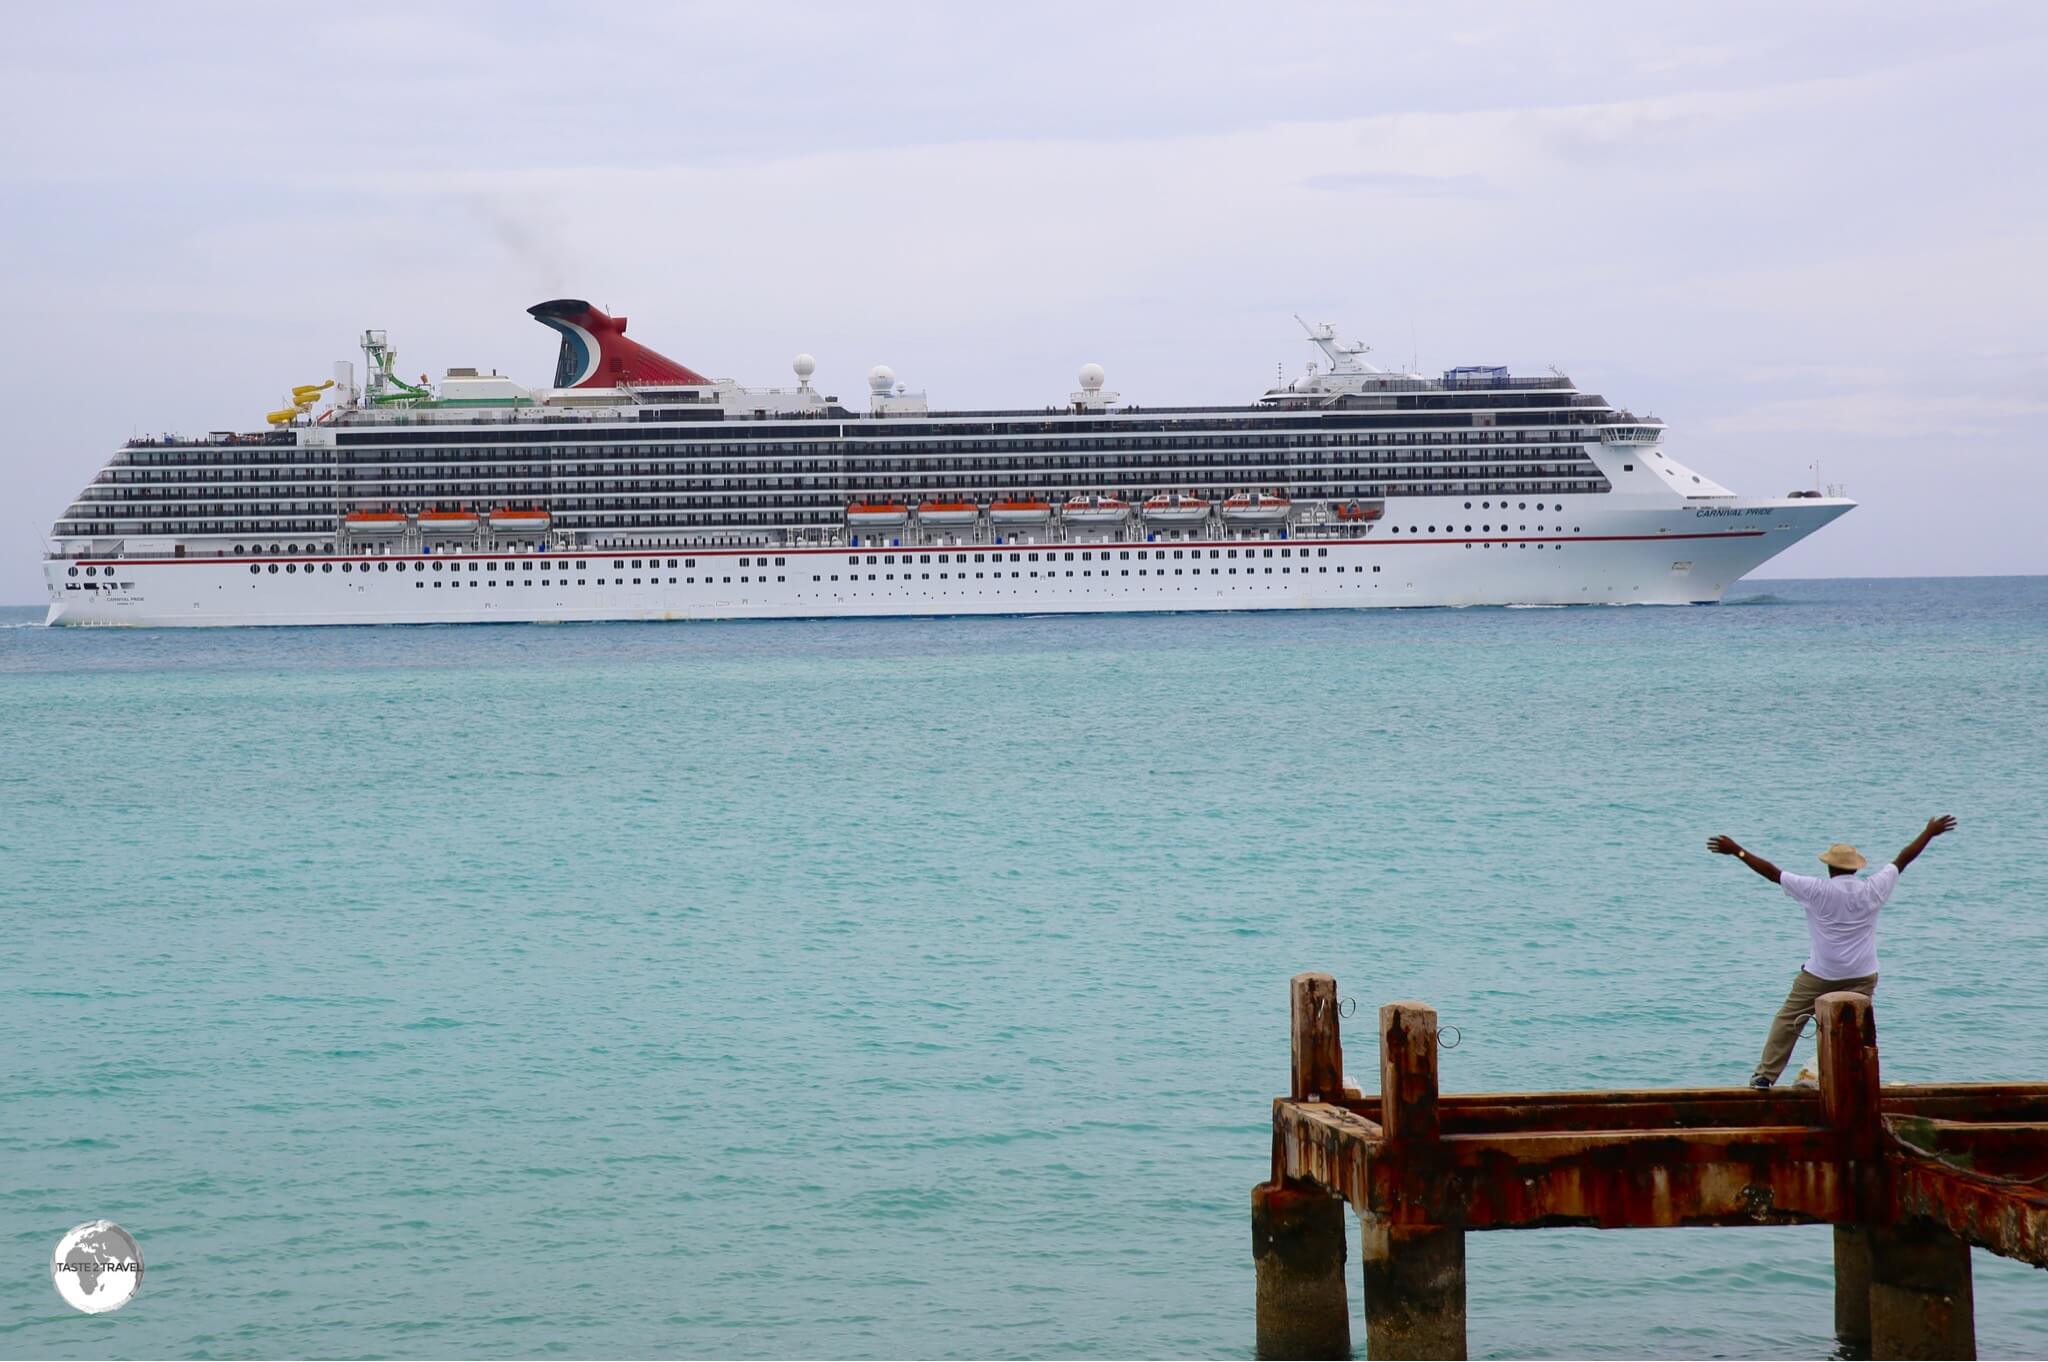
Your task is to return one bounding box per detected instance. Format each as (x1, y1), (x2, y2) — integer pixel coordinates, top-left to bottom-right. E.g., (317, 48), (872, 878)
(1705, 393), (2048, 439)
(1299, 171), (1497, 197)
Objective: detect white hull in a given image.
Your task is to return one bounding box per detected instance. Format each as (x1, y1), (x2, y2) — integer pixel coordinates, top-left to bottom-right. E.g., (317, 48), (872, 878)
(46, 497), (1851, 627)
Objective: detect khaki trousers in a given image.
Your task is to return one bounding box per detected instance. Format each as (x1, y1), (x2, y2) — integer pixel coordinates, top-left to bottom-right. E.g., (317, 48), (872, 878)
(1754, 968), (1879, 1084)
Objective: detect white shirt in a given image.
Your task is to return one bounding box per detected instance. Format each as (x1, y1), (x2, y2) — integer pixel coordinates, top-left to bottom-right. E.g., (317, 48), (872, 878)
(1780, 863), (1900, 980)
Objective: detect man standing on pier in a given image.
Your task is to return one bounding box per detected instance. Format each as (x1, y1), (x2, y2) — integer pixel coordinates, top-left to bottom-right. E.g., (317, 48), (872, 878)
(1707, 815), (1958, 1089)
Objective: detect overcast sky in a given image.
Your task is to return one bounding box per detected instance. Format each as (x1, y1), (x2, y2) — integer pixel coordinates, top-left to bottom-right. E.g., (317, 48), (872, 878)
(4, 2), (2044, 598)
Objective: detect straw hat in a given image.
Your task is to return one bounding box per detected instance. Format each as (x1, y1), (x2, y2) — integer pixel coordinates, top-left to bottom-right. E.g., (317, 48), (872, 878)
(1819, 843), (1868, 871)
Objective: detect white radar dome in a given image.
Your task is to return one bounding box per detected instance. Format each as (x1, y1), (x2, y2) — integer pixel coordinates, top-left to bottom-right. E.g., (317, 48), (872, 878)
(1078, 362), (1106, 391)
(793, 353), (817, 381)
(868, 364), (896, 393)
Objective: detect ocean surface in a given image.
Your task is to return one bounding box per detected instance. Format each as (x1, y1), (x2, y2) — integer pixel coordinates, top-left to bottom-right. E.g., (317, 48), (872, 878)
(3, 577), (2044, 1360)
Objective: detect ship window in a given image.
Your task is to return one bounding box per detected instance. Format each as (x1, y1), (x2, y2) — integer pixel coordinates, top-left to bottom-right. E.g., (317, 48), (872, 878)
(249, 565), (259, 574)
(379, 562), (390, 572)
(267, 564), (279, 573)
(286, 563), (297, 573)
(322, 563), (333, 572)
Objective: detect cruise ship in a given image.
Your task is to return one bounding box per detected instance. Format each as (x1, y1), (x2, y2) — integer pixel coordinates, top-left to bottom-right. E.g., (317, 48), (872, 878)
(43, 302), (1853, 626)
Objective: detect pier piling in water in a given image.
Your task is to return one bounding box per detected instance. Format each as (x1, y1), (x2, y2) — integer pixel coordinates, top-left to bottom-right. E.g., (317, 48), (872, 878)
(1258, 973), (2048, 1360)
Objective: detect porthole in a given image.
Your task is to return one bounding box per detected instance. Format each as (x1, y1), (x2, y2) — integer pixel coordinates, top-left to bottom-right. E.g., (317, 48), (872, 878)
(249, 565), (260, 574)
(378, 562), (390, 572)
(267, 564), (279, 573)
(1464, 502), (1472, 509)
(269, 544), (280, 553)
(342, 562), (353, 572)
(286, 563), (297, 573)
(321, 563), (333, 573)
(234, 544), (245, 554)
(83, 566), (95, 576)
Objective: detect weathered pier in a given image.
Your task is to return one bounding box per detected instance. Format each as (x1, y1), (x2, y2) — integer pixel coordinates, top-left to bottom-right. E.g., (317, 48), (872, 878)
(1254, 973), (2048, 1359)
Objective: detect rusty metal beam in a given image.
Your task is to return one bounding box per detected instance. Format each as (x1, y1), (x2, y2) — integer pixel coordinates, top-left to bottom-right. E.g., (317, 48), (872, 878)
(1274, 1100), (1379, 1210)
(1893, 1156), (2048, 1269)
(1424, 1092), (1826, 1134)
(1338, 1083), (2048, 1132)
(1387, 1127), (1849, 1230)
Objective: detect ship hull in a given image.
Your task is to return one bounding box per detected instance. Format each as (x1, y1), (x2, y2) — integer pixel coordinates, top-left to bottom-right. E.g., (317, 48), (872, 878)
(45, 498), (1849, 627)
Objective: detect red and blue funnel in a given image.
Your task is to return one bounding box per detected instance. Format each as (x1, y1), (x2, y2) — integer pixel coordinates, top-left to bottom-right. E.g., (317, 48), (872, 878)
(528, 299), (710, 389)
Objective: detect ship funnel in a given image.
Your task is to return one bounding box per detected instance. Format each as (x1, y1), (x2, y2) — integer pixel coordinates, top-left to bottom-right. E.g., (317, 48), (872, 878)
(527, 299), (710, 389)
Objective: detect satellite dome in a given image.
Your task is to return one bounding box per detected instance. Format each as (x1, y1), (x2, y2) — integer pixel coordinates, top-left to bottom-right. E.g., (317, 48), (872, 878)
(1078, 362), (1106, 391)
(868, 364), (896, 393)
(792, 353), (817, 381)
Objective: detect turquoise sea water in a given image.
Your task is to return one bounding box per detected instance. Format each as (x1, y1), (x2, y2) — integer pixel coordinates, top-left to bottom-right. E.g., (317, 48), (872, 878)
(2, 578), (2045, 1359)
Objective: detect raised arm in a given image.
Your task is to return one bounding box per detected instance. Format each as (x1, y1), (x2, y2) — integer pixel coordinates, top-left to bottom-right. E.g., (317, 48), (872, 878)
(1707, 835), (1782, 884)
(1893, 814), (1957, 873)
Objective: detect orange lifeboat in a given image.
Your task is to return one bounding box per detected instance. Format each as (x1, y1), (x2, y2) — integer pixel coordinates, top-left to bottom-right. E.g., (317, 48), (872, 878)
(417, 509), (480, 535)
(1222, 491), (1292, 526)
(1331, 500), (1385, 523)
(846, 501), (910, 528)
(489, 507), (551, 532)
(916, 500), (980, 527)
(343, 510), (407, 536)
(1063, 494), (1131, 525)
(989, 497), (1053, 526)
(1141, 492), (1211, 525)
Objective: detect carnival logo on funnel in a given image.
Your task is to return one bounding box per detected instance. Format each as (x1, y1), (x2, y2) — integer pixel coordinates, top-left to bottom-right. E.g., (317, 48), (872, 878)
(51, 1221), (144, 1313)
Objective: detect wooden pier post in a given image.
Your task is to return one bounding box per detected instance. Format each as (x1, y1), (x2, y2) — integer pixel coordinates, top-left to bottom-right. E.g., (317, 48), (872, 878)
(1816, 991), (1975, 1359)
(1291, 972), (1344, 1104)
(1365, 1001), (1466, 1361)
(1818, 991), (1881, 1353)
(1254, 973), (1351, 1359)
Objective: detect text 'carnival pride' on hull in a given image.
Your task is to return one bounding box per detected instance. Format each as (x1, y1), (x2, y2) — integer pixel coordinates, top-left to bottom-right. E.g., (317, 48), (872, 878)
(44, 305), (1853, 627)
